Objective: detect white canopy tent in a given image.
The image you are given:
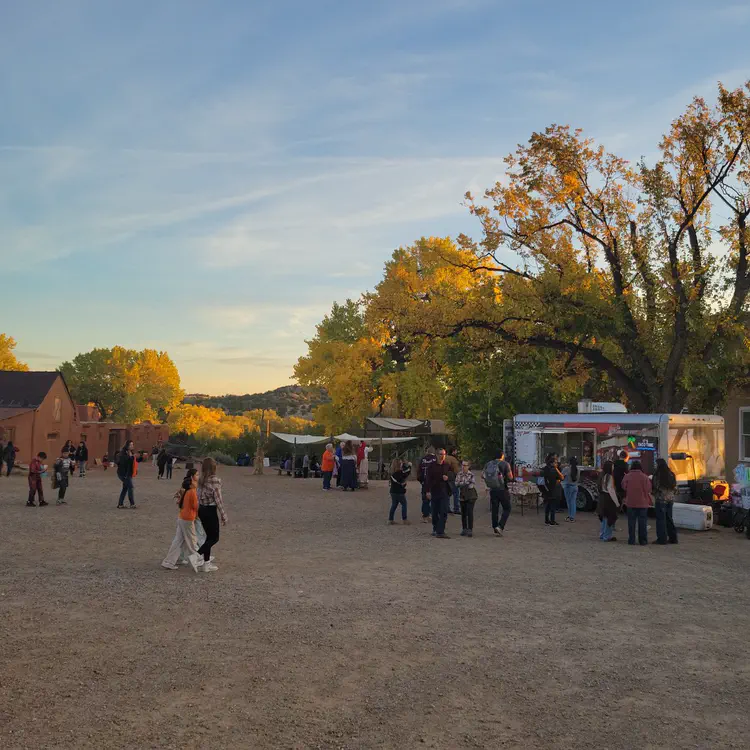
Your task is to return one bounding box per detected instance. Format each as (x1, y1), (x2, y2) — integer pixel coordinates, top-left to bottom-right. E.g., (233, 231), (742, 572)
(271, 432), (418, 476)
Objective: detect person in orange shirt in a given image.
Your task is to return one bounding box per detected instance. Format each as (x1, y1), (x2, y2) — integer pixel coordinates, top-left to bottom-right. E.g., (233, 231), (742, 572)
(161, 469), (201, 572)
(321, 443), (336, 491)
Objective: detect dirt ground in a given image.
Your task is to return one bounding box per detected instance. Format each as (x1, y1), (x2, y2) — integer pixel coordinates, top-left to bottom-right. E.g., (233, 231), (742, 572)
(1, 465), (749, 749)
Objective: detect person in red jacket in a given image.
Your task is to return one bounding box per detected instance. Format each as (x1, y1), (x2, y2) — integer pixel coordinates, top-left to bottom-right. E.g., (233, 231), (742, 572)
(622, 460), (652, 546)
(27, 452), (48, 507)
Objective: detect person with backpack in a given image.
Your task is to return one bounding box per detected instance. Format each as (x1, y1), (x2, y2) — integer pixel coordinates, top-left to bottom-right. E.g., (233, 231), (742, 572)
(482, 450), (513, 537)
(652, 458), (678, 545)
(418, 447), (437, 523)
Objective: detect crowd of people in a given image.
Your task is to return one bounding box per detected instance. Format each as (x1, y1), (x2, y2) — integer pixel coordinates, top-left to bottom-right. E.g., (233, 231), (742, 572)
(371, 444), (680, 546)
(9, 437), (228, 573)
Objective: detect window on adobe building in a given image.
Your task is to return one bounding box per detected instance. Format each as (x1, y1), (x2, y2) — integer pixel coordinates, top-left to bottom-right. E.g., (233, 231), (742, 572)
(47, 432), (60, 441)
(53, 398), (62, 422)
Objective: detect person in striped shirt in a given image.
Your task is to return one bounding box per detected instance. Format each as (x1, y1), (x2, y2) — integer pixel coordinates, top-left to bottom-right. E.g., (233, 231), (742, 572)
(197, 458), (227, 572)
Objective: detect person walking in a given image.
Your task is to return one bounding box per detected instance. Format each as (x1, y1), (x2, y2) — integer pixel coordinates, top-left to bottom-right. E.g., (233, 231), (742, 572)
(418, 447), (437, 523)
(388, 458), (411, 525)
(597, 461), (619, 542)
(53, 448), (72, 505)
(622, 460), (651, 545)
(340, 440), (358, 491)
(542, 453), (563, 526)
(445, 448), (461, 514)
(455, 460), (478, 537)
(157, 448), (169, 479)
(302, 453), (310, 479)
(425, 448), (454, 539)
(652, 458), (678, 545)
(116, 440), (137, 508)
(4, 441), (17, 477)
(483, 450), (513, 536)
(151, 445), (159, 467)
(161, 469), (201, 572)
(562, 456), (579, 522)
(76, 440), (89, 478)
(321, 443), (336, 490)
(63, 440), (76, 477)
(197, 458), (227, 572)
(166, 455), (175, 480)
(27, 452), (48, 507)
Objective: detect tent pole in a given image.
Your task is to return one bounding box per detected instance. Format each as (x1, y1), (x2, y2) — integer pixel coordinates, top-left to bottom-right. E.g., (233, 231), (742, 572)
(379, 429), (383, 480)
(293, 437), (297, 479)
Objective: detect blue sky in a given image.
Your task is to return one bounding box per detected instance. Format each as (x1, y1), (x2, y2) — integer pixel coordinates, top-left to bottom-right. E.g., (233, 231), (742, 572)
(2, 0), (750, 394)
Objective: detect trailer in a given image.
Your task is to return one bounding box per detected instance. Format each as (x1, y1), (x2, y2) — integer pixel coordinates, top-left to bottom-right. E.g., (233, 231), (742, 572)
(503, 411), (726, 511)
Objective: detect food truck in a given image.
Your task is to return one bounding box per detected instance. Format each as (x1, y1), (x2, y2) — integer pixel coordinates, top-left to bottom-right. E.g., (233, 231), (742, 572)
(503, 407), (726, 511)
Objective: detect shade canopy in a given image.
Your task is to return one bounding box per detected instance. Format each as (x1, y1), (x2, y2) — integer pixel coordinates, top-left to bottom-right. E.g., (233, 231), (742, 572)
(271, 432), (418, 446)
(367, 417), (427, 431)
(271, 433), (329, 445)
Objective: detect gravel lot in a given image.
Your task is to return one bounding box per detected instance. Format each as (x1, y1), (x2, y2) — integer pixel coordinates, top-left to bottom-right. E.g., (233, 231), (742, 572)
(1, 465), (749, 749)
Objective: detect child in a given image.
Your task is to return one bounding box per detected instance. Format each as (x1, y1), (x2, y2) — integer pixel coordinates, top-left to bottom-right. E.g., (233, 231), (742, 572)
(455, 460), (478, 537)
(53, 450), (72, 505)
(27, 452), (48, 507)
(162, 470), (201, 572)
(102, 453), (110, 471)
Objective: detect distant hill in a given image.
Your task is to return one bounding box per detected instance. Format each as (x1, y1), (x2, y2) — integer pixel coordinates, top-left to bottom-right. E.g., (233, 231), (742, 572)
(184, 385), (328, 420)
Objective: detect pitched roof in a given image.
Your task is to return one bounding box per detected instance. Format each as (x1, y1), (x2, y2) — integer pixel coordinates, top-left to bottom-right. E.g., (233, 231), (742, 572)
(0, 371), (61, 409)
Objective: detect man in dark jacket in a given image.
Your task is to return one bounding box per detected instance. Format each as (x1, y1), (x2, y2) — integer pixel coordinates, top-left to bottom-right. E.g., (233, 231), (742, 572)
(75, 441), (89, 478)
(613, 451), (629, 501)
(418, 447), (437, 522)
(425, 448), (454, 539)
(117, 440), (137, 508)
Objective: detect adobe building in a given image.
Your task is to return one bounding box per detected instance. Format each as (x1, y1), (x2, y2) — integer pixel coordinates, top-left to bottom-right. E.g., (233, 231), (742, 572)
(0, 370), (168, 465)
(724, 390), (750, 482)
(0, 371), (82, 464)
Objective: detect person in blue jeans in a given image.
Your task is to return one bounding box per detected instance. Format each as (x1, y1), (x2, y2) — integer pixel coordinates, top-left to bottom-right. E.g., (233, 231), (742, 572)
(117, 440), (137, 509)
(622, 460), (651, 545)
(426, 448), (454, 538)
(652, 458), (678, 545)
(562, 456), (579, 522)
(388, 459), (411, 525)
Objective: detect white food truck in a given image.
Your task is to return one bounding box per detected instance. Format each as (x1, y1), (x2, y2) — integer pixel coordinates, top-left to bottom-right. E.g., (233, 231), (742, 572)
(503, 404), (727, 511)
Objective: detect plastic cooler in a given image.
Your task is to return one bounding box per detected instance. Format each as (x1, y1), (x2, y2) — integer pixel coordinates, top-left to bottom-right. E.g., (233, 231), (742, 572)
(672, 503), (713, 531)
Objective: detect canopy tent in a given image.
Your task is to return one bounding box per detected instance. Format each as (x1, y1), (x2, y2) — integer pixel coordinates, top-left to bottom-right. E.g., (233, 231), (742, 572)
(367, 417), (427, 431)
(271, 432), (328, 445)
(271, 432), (417, 446)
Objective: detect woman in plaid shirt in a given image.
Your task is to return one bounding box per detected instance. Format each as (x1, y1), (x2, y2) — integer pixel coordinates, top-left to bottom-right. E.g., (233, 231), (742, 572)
(197, 458), (227, 572)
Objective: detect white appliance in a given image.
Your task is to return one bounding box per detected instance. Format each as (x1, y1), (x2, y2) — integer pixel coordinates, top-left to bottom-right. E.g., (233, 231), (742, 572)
(672, 503), (713, 531)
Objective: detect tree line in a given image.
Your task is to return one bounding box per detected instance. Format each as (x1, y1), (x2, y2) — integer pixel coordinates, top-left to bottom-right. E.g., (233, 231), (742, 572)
(295, 81), (750, 460)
